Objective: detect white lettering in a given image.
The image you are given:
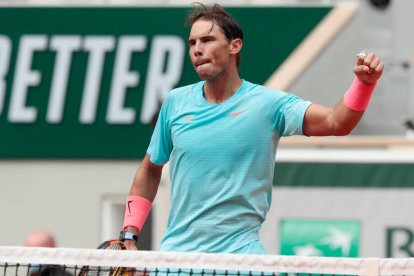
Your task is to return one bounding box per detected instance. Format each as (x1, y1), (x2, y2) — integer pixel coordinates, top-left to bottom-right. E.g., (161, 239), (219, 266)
(9, 35), (48, 122)
(106, 36), (147, 124)
(47, 36), (82, 123)
(80, 36), (116, 124)
(0, 35), (11, 117)
(141, 36), (185, 124)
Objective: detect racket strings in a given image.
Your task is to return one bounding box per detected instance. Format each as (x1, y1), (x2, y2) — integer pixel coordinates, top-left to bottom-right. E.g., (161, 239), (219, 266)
(79, 240), (133, 276)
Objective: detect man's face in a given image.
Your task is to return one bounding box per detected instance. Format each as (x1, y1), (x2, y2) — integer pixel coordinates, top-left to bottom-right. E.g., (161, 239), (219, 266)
(188, 19), (232, 80)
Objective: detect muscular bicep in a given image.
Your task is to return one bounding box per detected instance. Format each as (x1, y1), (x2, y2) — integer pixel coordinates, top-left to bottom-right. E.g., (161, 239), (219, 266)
(303, 100), (364, 137)
(302, 103), (336, 136)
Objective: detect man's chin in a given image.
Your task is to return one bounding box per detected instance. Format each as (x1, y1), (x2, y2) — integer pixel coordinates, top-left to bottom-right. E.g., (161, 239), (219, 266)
(195, 65), (213, 78)
(196, 71), (211, 80)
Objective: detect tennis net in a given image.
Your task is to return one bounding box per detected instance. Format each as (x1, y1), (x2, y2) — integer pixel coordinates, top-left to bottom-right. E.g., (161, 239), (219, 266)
(1, 246), (414, 276)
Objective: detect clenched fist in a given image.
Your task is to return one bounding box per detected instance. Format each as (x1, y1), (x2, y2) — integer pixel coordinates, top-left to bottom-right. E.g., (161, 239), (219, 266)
(354, 51), (384, 86)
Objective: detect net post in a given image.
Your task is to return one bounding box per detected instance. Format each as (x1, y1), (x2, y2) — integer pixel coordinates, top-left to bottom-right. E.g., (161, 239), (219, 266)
(364, 258), (380, 276)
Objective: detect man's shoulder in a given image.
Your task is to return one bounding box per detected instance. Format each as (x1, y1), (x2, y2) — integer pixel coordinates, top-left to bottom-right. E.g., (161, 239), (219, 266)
(244, 80), (288, 98)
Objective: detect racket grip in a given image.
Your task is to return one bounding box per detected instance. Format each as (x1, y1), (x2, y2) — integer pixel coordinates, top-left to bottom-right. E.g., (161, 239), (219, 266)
(123, 195), (152, 232)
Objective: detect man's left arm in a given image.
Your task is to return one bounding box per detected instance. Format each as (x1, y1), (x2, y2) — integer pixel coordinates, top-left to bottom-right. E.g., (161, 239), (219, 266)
(303, 51), (384, 136)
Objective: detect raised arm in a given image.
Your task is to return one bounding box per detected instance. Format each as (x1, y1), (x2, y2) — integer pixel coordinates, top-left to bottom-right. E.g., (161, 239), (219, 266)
(303, 51), (384, 136)
(122, 154), (164, 250)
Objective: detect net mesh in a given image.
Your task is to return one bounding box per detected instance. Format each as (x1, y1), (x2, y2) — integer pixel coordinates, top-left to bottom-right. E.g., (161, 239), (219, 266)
(1, 246), (414, 276)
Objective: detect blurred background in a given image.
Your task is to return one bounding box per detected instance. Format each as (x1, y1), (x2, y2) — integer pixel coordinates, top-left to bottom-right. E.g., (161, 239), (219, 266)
(1, 0), (414, 258)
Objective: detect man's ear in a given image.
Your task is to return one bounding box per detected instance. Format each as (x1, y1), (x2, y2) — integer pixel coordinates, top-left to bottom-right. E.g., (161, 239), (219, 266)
(229, 38), (242, 54)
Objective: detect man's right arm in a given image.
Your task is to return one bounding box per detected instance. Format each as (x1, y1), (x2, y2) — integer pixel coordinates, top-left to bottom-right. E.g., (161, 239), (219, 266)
(123, 154), (164, 250)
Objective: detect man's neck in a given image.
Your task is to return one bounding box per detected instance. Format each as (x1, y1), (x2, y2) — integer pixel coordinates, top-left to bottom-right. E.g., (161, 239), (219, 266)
(203, 73), (242, 104)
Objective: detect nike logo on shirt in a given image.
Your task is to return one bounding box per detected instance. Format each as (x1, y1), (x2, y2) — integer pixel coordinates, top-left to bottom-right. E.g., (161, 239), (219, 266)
(183, 115), (196, 121)
(230, 110), (247, 117)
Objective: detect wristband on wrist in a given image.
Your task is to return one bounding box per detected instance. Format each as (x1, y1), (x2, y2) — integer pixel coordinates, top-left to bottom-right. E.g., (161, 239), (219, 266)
(343, 77), (377, 111)
(119, 230), (138, 244)
(122, 195), (152, 232)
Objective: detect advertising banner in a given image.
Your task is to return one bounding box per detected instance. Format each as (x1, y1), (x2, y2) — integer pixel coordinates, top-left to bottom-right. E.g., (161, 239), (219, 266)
(267, 157), (414, 257)
(0, 7), (330, 158)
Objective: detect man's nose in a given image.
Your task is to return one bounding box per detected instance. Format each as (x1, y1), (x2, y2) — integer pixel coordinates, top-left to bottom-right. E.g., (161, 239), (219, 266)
(193, 43), (203, 56)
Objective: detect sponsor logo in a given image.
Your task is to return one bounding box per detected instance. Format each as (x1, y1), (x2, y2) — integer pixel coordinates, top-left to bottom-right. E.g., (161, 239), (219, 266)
(0, 35), (185, 125)
(386, 227), (414, 257)
(183, 115), (196, 122)
(280, 219), (360, 257)
(230, 109), (247, 117)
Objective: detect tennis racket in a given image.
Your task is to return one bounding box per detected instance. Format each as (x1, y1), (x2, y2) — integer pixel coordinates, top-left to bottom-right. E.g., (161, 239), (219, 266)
(78, 240), (134, 276)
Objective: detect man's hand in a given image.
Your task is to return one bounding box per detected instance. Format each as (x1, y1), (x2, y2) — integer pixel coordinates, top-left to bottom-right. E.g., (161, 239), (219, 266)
(353, 50), (384, 85)
(124, 239), (138, 250)
(121, 227), (139, 250)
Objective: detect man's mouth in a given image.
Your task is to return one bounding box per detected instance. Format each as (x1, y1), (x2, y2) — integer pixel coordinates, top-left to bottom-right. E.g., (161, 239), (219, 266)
(195, 60), (209, 67)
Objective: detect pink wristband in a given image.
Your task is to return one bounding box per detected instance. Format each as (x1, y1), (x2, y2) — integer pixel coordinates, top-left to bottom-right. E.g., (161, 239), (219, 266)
(123, 195), (152, 232)
(343, 77), (376, 111)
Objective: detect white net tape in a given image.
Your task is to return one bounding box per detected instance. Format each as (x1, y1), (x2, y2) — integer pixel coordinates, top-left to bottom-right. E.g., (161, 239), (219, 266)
(1, 246), (414, 276)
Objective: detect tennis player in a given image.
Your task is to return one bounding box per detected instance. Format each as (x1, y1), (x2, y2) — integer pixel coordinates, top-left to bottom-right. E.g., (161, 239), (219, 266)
(119, 3), (384, 254)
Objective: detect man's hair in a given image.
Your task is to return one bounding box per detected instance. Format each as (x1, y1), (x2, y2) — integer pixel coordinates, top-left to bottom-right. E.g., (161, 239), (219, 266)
(186, 3), (244, 67)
